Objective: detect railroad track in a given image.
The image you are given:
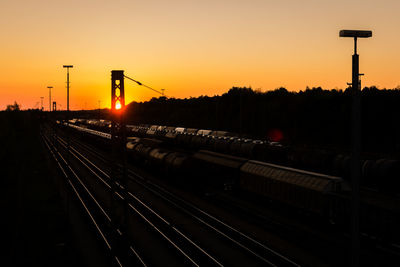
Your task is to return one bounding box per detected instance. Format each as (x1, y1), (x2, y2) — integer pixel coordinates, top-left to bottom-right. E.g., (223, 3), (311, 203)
(42, 131), (145, 266)
(42, 125), (301, 267)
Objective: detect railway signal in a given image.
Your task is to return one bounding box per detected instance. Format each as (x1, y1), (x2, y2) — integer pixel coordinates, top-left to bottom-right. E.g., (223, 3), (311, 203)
(340, 29), (372, 267)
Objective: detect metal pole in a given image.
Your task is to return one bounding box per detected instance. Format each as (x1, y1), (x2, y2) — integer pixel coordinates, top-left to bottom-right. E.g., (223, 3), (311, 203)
(63, 65), (73, 162)
(98, 100), (101, 120)
(339, 30), (371, 266)
(351, 37), (360, 267)
(63, 65), (73, 113)
(48, 86), (53, 112)
(67, 69), (70, 112)
(110, 70), (129, 260)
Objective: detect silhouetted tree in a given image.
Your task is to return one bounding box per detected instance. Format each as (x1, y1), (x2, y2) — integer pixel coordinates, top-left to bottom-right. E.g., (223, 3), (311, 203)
(6, 101), (20, 111)
(124, 86), (400, 154)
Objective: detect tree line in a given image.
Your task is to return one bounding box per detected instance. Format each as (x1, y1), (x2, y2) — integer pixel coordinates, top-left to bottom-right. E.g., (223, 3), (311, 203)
(124, 86), (400, 154)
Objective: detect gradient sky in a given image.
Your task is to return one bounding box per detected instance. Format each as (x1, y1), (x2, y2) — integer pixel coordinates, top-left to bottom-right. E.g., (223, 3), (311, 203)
(1, 0), (399, 110)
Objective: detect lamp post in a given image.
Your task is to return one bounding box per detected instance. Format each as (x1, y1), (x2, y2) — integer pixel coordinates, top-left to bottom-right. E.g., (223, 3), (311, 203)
(339, 29), (372, 267)
(47, 86), (53, 112)
(98, 100), (101, 120)
(63, 65), (73, 112)
(63, 65), (73, 161)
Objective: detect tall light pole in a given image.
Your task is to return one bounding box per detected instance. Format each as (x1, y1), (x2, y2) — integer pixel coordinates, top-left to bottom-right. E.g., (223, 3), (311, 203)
(340, 29), (372, 267)
(47, 86), (53, 112)
(63, 65), (73, 112)
(63, 65), (73, 160)
(98, 100), (101, 120)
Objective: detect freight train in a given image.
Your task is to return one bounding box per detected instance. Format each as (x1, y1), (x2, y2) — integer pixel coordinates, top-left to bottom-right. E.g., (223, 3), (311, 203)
(63, 120), (347, 219)
(66, 118), (400, 194)
(59, 119), (400, 246)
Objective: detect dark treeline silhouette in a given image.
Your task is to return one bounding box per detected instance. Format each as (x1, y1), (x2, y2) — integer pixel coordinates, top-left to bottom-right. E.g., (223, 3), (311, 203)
(125, 86), (400, 155)
(6, 101), (21, 111)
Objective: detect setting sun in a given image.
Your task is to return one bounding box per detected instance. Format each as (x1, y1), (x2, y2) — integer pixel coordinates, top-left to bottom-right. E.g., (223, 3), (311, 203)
(115, 101), (121, 110)
(1, 1), (400, 110)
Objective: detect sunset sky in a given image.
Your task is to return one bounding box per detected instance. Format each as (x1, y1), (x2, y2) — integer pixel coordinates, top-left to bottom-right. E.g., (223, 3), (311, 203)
(1, 0), (399, 110)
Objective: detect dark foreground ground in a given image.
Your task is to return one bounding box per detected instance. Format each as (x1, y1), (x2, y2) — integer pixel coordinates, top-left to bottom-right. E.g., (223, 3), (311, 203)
(0, 111), (80, 266)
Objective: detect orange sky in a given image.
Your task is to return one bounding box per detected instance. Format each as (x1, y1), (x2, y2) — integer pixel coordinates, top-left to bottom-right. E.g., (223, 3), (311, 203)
(1, 0), (400, 110)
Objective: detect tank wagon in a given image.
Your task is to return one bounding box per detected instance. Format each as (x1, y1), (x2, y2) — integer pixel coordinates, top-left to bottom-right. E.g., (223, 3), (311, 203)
(69, 119), (400, 193)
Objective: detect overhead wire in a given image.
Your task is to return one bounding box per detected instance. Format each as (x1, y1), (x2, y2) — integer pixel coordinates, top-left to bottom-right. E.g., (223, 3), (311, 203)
(124, 75), (166, 97)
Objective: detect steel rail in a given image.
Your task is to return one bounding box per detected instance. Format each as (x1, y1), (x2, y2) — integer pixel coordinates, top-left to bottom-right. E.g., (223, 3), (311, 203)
(62, 132), (296, 266)
(43, 132), (147, 266)
(46, 134), (147, 267)
(42, 134), (124, 267)
(55, 134), (211, 266)
(58, 131), (300, 267)
(57, 134), (224, 266)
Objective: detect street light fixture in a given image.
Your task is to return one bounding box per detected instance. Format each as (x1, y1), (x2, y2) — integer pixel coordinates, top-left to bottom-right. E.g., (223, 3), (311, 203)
(340, 29), (372, 267)
(340, 30), (372, 38)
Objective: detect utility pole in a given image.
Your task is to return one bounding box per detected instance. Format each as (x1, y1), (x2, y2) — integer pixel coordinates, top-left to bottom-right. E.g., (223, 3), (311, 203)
(47, 86), (53, 112)
(98, 100), (101, 120)
(63, 65), (73, 162)
(340, 29), (372, 267)
(63, 65), (73, 112)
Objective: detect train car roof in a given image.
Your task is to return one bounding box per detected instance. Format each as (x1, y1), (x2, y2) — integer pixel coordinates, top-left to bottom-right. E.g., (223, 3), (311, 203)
(193, 150), (248, 169)
(241, 160), (345, 192)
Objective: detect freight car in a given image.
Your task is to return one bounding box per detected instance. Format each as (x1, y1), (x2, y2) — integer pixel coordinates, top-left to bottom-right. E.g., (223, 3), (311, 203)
(239, 160), (346, 216)
(67, 119), (400, 194)
(186, 150), (248, 191)
(64, 122), (111, 141)
(126, 142), (345, 217)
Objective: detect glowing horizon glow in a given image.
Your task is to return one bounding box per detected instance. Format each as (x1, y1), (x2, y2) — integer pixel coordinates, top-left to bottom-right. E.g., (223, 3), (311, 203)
(1, 1), (400, 110)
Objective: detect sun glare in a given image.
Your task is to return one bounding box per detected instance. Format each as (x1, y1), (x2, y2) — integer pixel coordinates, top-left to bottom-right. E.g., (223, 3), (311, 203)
(115, 101), (121, 110)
